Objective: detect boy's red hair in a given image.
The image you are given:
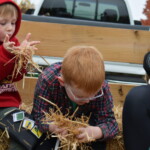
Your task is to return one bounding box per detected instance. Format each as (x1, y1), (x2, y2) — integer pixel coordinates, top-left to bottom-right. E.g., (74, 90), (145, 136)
(62, 46), (105, 94)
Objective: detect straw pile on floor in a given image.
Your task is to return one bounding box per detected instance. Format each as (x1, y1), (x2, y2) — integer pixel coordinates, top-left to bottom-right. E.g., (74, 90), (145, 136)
(20, 102), (33, 114)
(106, 105), (124, 150)
(0, 129), (10, 150)
(0, 103), (124, 150)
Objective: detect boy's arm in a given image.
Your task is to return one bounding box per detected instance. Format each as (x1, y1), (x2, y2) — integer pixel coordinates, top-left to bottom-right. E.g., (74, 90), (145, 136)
(94, 81), (119, 140)
(76, 81), (118, 143)
(0, 37), (26, 82)
(31, 73), (53, 132)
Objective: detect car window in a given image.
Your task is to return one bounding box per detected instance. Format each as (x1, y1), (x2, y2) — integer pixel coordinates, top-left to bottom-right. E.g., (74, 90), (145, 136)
(39, 0), (72, 17)
(97, 0), (130, 24)
(73, 0), (96, 20)
(38, 0), (130, 24)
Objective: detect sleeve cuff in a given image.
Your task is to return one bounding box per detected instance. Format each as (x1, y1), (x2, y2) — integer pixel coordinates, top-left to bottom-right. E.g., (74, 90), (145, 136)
(98, 123), (109, 140)
(1, 45), (15, 59)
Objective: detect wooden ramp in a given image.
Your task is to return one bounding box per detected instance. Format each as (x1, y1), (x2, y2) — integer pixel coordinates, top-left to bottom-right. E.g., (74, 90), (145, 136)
(16, 20), (150, 105)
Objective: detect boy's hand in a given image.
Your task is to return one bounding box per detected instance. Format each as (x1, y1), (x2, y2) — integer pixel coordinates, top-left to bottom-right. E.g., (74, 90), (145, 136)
(20, 33), (40, 57)
(20, 33), (40, 49)
(76, 126), (103, 143)
(49, 123), (68, 136)
(3, 34), (15, 52)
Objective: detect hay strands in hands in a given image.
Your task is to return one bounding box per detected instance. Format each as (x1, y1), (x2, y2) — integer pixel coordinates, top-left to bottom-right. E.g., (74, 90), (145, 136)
(39, 96), (94, 150)
(4, 45), (48, 80)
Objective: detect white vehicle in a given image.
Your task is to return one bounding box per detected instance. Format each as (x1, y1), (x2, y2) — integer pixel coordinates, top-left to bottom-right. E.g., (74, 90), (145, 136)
(15, 0), (147, 84)
(15, 0), (139, 25)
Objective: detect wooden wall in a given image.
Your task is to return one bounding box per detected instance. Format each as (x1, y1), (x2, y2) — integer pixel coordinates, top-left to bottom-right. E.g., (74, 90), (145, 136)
(18, 20), (150, 64)
(16, 77), (136, 106)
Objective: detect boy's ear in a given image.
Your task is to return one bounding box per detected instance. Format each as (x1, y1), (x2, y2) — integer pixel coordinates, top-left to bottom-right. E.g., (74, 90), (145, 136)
(57, 76), (64, 86)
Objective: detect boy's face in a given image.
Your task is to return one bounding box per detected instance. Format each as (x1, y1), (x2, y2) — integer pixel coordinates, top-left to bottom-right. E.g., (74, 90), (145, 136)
(65, 84), (103, 105)
(0, 14), (17, 42)
(57, 76), (103, 105)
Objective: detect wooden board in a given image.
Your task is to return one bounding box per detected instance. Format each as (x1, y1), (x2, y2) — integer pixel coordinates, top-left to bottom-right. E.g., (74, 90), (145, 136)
(15, 77), (137, 106)
(109, 83), (136, 106)
(15, 77), (37, 105)
(18, 20), (150, 64)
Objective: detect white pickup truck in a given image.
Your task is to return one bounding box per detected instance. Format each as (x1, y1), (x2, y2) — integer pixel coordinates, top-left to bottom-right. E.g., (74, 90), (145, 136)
(15, 0), (140, 25)
(15, 0), (149, 84)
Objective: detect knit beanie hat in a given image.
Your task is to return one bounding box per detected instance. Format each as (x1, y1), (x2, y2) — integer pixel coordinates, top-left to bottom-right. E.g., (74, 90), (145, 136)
(143, 52), (150, 75)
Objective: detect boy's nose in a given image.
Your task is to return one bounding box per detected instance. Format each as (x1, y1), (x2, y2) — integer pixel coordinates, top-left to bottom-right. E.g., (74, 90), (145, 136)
(84, 100), (90, 104)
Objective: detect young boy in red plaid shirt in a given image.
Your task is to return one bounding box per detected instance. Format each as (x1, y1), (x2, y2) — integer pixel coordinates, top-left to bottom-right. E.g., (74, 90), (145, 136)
(32, 45), (118, 150)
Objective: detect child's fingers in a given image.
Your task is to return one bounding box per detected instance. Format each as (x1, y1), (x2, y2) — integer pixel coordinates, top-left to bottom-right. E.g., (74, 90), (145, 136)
(24, 33), (31, 41)
(33, 47), (38, 51)
(3, 41), (15, 52)
(13, 46), (21, 51)
(9, 42), (15, 47)
(61, 129), (68, 136)
(29, 41), (40, 46)
(78, 127), (84, 133)
(76, 128), (85, 139)
(4, 34), (9, 43)
(55, 127), (65, 134)
(77, 133), (84, 140)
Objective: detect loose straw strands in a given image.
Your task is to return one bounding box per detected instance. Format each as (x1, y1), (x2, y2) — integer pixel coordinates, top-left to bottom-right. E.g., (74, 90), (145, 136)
(4, 46), (42, 79)
(0, 103), (125, 150)
(4, 46), (49, 80)
(20, 102), (33, 114)
(39, 96), (94, 150)
(0, 129), (10, 150)
(106, 105), (124, 150)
